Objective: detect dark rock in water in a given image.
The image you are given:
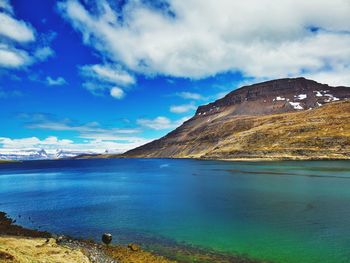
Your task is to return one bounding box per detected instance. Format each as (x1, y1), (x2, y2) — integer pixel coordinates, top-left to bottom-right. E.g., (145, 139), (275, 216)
(128, 243), (140, 251)
(102, 233), (112, 245)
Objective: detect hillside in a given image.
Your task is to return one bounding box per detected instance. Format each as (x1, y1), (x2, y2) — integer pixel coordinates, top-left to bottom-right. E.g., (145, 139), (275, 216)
(121, 78), (350, 160)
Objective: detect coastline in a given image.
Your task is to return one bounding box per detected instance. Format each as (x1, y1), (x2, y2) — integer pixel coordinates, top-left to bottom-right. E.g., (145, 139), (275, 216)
(0, 211), (262, 263)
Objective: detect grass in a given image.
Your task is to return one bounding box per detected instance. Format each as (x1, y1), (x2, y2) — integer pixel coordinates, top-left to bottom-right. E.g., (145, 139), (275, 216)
(0, 236), (90, 263)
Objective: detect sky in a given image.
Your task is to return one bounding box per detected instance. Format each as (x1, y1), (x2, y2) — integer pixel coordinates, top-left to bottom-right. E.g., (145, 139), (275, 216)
(0, 0), (350, 154)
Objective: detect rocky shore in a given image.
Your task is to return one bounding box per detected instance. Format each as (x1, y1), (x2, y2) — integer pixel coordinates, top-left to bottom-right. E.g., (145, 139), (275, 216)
(0, 211), (263, 263)
(0, 212), (172, 263)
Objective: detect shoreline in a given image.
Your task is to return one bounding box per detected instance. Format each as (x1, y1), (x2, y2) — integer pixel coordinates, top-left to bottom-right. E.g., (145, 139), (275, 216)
(0, 211), (262, 263)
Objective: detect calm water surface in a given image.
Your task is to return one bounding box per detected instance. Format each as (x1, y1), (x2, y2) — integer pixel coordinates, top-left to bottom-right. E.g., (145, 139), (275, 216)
(0, 159), (350, 263)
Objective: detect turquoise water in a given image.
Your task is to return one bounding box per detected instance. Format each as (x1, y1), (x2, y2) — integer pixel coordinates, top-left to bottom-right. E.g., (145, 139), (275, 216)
(0, 159), (350, 263)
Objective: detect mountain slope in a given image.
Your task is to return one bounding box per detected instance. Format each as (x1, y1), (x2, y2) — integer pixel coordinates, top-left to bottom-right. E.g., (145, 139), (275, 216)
(123, 78), (350, 160)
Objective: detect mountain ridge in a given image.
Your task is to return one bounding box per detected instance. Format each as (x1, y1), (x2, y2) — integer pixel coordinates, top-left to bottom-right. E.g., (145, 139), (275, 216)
(195, 77), (348, 116)
(0, 149), (99, 161)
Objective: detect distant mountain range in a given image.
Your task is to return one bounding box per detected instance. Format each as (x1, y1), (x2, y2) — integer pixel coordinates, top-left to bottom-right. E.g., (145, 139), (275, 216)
(0, 149), (96, 161)
(81, 77), (350, 161)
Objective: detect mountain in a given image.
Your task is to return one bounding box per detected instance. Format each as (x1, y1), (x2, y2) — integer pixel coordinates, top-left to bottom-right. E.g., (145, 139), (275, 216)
(121, 77), (350, 160)
(0, 149), (97, 161)
(0, 149), (50, 161)
(54, 149), (88, 159)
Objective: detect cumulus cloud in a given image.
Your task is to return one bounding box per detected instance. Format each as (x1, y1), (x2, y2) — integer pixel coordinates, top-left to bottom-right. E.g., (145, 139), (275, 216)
(0, 12), (34, 42)
(304, 65), (350, 87)
(0, 1), (53, 69)
(0, 44), (31, 68)
(80, 63), (135, 98)
(137, 116), (189, 130)
(46, 76), (67, 86)
(81, 63), (135, 86)
(110, 87), (124, 99)
(58, 0), (350, 85)
(170, 103), (196, 113)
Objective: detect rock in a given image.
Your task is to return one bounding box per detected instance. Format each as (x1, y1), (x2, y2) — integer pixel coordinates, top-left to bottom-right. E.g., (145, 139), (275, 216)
(56, 235), (64, 243)
(102, 233), (112, 245)
(128, 243), (140, 251)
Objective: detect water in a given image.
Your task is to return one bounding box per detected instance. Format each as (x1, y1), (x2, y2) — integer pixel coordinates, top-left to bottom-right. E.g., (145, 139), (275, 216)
(0, 159), (350, 263)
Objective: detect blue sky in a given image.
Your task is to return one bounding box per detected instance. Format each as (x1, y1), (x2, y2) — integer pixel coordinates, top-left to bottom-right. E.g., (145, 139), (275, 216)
(0, 0), (349, 153)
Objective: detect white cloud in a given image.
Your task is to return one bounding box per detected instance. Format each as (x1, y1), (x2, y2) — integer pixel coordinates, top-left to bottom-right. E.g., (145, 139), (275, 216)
(34, 46), (54, 61)
(0, 44), (31, 68)
(170, 103), (196, 113)
(46, 76), (67, 86)
(80, 63), (135, 98)
(0, 136), (72, 149)
(0, 0), (13, 14)
(110, 87), (124, 99)
(304, 65), (350, 87)
(58, 0), (350, 85)
(81, 63), (135, 86)
(137, 117), (173, 130)
(0, 2), (53, 69)
(176, 92), (204, 100)
(137, 116), (190, 130)
(0, 12), (35, 42)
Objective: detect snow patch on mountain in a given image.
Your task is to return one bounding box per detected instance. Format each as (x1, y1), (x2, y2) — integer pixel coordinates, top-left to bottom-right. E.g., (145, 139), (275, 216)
(274, 96), (286, 101)
(289, 102), (303, 110)
(295, 94), (307, 100)
(324, 94), (340, 102)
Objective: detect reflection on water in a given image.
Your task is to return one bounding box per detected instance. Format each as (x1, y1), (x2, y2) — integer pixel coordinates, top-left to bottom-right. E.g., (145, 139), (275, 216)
(0, 159), (350, 263)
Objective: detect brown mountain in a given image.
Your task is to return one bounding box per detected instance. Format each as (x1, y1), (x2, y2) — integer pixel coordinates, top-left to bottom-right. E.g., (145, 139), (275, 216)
(119, 77), (350, 160)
